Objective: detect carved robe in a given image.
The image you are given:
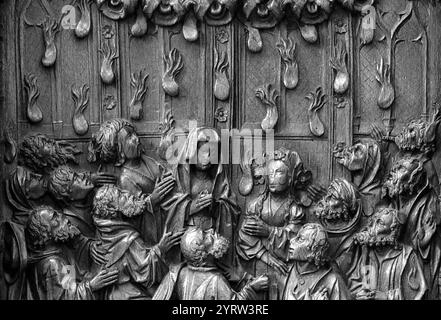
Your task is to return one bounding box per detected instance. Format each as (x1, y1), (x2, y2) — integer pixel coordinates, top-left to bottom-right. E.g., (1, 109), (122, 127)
(237, 193), (304, 261)
(152, 264), (258, 300)
(161, 128), (240, 266)
(93, 217), (168, 300)
(347, 245), (427, 300)
(26, 248), (95, 300)
(282, 263), (351, 300)
(118, 154), (167, 247)
(390, 182), (441, 299)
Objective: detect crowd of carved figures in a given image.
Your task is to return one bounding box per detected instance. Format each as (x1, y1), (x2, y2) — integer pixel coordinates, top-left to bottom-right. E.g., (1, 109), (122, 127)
(2, 0), (441, 300)
(1, 112), (441, 300)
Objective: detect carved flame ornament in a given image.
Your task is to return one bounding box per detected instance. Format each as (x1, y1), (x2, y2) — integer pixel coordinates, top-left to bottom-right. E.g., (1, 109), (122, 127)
(23, 74), (43, 124)
(162, 48), (184, 97)
(276, 36), (299, 90)
(376, 57), (394, 110)
(3, 121), (17, 164)
(307, 87), (327, 137)
(75, 0), (93, 38)
(256, 83), (279, 131)
(38, 16), (60, 67)
(158, 109), (176, 161)
(129, 69), (149, 120)
(330, 39), (349, 94)
(214, 47), (230, 101)
(71, 84), (90, 136)
(99, 39), (119, 84)
(131, 6), (149, 37)
(238, 150), (254, 196)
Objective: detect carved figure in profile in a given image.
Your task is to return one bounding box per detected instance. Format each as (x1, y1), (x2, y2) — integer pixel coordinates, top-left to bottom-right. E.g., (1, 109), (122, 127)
(382, 156), (441, 299)
(282, 223), (351, 300)
(348, 208), (427, 300)
(162, 127), (240, 267)
(153, 226), (268, 300)
(91, 185), (183, 300)
(314, 178), (362, 277)
(333, 139), (385, 217)
(236, 147), (308, 299)
(25, 206), (119, 300)
(88, 118), (175, 247)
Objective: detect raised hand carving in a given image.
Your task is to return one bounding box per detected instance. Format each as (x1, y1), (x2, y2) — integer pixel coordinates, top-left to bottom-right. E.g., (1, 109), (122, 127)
(23, 74), (43, 124)
(129, 69), (149, 120)
(99, 39), (118, 84)
(75, 0), (93, 38)
(256, 83), (279, 131)
(214, 47), (230, 101)
(131, 6), (148, 37)
(306, 87), (327, 137)
(71, 84), (90, 136)
(376, 57), (394, 110)
(158, 109), (176, 161)
(96, 0), (139, 20)
(38, 16), (60, 67)
(276, 37), (298, 90)
(3, 121), (17, 164)
(162, 48), (184, 97)
(330, 40), (349, 94)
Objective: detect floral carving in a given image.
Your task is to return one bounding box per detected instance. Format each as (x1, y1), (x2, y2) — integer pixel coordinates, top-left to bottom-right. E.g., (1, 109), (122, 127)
(214, 107), (229, 122)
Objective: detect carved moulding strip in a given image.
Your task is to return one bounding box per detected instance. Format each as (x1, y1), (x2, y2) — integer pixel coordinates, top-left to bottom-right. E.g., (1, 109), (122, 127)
(96, 0), (376, 46)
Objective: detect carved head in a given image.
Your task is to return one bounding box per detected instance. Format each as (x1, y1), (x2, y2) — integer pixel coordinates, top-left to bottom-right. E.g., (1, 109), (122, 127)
(315, 178), (360, 222)
(288, 0), (335, 24)
(196, 0), (238, 25)
(96, 0), (139, 20)
(18, 134), (80, 173)
(93, 184), (148, 219)
(333, 142), (369, 171)
(382, 157), (425, 199)
(88, 118), (143, 166)
(265, 147), (311, 194)
(395, 116), (440, 156)
(353, 207), (404, 248)
(242, 0), (283, 28)
(25, 206), (80, 250)
(288, 223), (329, 267)
(180, 227), (229, 267)
(48, 166), (94, 204)
(142, 0), (186, 26)
(16, 166), (47, 200)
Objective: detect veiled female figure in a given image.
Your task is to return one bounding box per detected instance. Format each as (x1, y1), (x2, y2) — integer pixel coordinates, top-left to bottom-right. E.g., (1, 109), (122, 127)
(236, 147), (308, 299)
(162, 127), (240, 267)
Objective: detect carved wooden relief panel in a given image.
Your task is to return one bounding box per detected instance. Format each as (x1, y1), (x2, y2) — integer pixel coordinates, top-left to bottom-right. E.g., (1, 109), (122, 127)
(1, 0), (441, 301)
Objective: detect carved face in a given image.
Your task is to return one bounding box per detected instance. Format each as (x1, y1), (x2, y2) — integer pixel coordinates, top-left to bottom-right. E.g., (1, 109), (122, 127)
(40, 208), (80, 243)
(19, 167), (46, 200)
(395, 120), (427, 152)
(383, 158), (422, 198)
(333, 142), (368, 171)
(243, 0), (283, 28)
(267, 160), (291, 193)
(369, 208), (394, 237)
(316, 192), (347, 221)
(288, 226), (313, 262)
(291, 0), (334, 24)
(195, 141), (213, 171)
(70, 172), (94, 201)
(96, 0), (139, 20)
(120, 126), (142, 160)
(142, 0), (186, 26)
(196, 0), (237, 26)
